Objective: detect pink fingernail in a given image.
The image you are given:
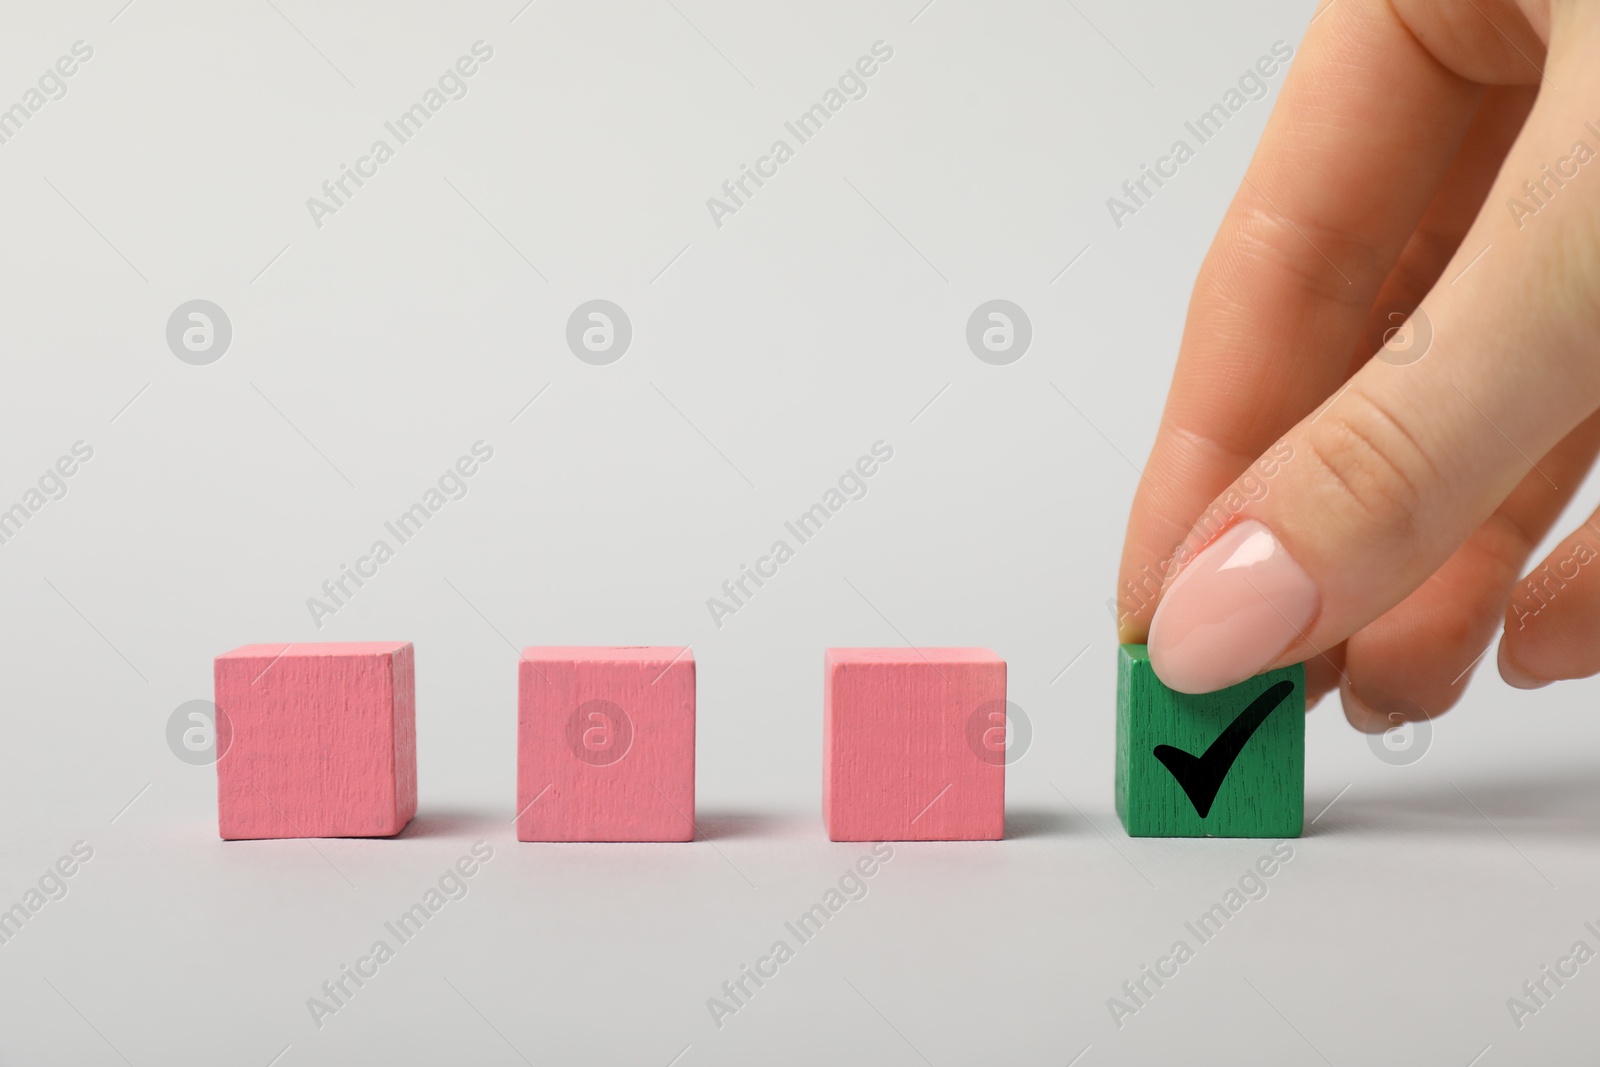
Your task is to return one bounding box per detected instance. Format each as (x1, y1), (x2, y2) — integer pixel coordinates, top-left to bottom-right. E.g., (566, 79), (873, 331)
(1338, 681), (1391, 734)
(1496, 640), (1550, 690)
(1147, 520), (1319, 694)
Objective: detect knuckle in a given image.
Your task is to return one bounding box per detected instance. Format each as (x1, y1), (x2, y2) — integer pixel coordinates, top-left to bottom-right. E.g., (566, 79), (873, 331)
(1303, 390), (1433, 537)
(1222, 198), (1381, 309)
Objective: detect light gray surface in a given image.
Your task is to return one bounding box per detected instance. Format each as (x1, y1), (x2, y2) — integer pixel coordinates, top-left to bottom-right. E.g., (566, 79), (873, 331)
(1, 2), (1595, 1064)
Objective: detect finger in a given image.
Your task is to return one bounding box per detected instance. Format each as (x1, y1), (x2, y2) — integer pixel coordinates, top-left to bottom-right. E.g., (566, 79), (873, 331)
(1115, 0), (1482, 643)
(1498, 513), (1600, 688)
(1304, 643), (1345, 708)
(1340, 410), (1600, 731)
(1498, 424), (1600, 688)
(1147, 49), (1600, 694)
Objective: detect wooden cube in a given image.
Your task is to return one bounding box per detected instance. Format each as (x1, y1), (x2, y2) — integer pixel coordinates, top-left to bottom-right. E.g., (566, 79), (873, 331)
(1116, 644), (1304, 838)
(517, 647), (695, 842)
(214, 642), (417, 840)
(824, 648), (1005, 841)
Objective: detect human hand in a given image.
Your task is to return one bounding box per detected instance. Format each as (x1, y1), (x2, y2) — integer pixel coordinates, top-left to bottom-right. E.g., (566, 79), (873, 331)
(1114, 0), (1600, 731)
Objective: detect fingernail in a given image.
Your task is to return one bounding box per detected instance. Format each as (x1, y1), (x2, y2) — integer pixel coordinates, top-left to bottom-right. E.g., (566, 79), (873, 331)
(1338, 680), (1391, 734)
(1148, 520), (1318, 694)
(1497, 640), (1551, 690)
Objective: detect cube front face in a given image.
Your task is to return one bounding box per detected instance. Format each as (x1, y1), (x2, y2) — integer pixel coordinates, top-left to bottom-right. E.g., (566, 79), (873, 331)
(214, 642), (416, 840)
(824, 648), (1005, 842)
(517, 647), (695, 842)
(1116, 644), (1304, 838)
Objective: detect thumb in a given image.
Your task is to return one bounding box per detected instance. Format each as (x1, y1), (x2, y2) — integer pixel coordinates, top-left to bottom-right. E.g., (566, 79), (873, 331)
(1147, 99), (1600, 695)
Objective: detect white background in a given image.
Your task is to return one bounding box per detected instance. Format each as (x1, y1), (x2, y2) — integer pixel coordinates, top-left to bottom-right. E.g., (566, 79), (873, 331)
(1, 2), (1595, 1064)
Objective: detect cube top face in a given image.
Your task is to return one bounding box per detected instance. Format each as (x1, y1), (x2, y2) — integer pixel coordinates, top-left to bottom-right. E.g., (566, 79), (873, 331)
(824, 647), (1005, 842)
(214, 642), (416, 840)
(826, 647), (1003, 668)
(518, 647), (695, 842)
(520, 646), (692, 667)
(217, 641), (411, 661)
(1116, 644), (1304, 839)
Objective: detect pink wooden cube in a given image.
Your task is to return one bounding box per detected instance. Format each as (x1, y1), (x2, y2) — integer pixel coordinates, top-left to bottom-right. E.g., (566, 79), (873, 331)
(214, 642), (417, 840)
(824, 648), (1005, 841)
(518, 647), (695, 842)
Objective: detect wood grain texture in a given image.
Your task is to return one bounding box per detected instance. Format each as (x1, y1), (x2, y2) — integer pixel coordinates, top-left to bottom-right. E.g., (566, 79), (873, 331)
(1116, 644), (1303, 838)
(517, 647), (695, 842)
(824, 648), (1004, 842)
(214, 642), (416, 840)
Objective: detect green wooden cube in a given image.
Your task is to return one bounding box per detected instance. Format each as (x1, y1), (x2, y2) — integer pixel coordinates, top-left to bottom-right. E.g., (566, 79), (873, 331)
(1116, 644), (1304, 838)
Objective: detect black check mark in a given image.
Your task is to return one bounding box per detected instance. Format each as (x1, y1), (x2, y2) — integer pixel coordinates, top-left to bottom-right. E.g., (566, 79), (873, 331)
(1152, 679), (1296, 819)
